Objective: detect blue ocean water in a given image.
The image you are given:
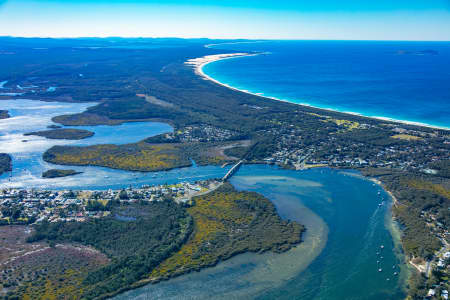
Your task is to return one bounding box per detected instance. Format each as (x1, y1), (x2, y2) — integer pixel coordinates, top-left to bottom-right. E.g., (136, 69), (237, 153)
(204, 41), (450, 128)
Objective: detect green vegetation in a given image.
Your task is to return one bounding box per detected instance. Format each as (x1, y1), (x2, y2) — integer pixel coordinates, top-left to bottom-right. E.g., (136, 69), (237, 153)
(0, 110), (9, 119)
(14, 185), (305, 299)
(24, 128), (94, 140)
(0, 37), (448, 299)
(0, 226), (109, 300)
(42, 140), (242, 171)
(42, 169), (83, 178)
(150, 183), (304, 280)
(43, 142), (192, 172)
(0, 153), (11, 176)
(47, 124), (62, 129)
(25, 200), (192, 299)
(52, 113), (124, 126)
(363, 168), (448, 260)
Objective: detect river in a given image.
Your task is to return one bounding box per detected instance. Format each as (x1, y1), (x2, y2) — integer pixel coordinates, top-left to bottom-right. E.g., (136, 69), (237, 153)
(115, 166), (407, 300)
(0, 99), (407, 299)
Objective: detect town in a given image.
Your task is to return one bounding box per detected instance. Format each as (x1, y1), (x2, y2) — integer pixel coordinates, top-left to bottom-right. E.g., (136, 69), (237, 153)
(0, 179), (221, 226)
(256, 116), (450, 173)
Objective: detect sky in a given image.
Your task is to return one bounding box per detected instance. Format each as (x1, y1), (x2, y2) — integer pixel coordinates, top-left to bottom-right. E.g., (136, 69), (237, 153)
(0, 0), (449, 40)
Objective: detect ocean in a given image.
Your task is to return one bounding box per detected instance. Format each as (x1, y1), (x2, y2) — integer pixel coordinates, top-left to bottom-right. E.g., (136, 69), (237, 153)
(203, 40), (450, 129)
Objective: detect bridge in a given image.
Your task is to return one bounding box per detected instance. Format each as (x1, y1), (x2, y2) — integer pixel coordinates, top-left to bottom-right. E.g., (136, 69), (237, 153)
(222, 160), (243, 181)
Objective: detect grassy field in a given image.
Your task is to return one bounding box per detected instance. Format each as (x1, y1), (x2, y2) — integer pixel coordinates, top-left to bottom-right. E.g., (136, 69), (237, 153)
(391, 134), (422, 141)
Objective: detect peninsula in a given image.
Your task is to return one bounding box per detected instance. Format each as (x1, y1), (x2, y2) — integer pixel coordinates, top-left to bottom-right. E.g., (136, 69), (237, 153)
(0, 181), (304, 299)
(0, 37), (448, 299)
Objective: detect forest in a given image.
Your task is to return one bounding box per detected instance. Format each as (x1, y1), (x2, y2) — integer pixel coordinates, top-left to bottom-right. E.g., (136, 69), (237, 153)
(0, 110), (9, 119)
(24, 200), (193, 299)
(0, 153), (11, 176)
(42, 169), (82, 178)
(150, 183), (304, 280)
(0, 37), (448, 299)
(363, 168), (449, 260)
(16, 184), (305, 299)
(43, 143), (193, 172)
(24, 128), (94, 140)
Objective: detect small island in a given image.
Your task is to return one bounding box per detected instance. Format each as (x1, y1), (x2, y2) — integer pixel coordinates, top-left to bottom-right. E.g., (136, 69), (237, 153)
(0, 110), (10, 119)
(47, 124), (62, 129)
(0, 153), (12, 175)
(24, 128), (94, 140)
(42, 169), (83, 178)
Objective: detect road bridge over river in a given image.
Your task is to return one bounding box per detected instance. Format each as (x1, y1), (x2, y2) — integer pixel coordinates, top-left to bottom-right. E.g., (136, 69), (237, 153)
(222, 160), (243, 181)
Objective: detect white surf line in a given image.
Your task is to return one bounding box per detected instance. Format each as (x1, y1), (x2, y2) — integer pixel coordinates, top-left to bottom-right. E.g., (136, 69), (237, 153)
(186, 52), (450, 132)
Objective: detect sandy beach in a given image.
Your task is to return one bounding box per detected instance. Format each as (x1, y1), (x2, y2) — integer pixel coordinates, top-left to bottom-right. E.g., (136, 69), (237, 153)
(185, 52), (450, 131)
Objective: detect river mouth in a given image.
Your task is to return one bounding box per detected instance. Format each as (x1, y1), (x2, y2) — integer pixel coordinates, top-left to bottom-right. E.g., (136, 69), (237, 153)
(0, 99), (407, 299)
(115, 166), (407, 300)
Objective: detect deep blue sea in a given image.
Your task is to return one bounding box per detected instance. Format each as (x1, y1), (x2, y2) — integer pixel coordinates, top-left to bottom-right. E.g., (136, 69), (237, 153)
(204, 41), (450, 129)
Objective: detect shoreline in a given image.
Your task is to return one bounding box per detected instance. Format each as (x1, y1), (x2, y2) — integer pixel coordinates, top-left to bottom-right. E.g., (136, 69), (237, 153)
(186, 53), (450, 131)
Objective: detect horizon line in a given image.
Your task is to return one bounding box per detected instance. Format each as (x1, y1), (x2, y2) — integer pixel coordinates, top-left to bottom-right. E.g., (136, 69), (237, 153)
(1, 35), (449, 42)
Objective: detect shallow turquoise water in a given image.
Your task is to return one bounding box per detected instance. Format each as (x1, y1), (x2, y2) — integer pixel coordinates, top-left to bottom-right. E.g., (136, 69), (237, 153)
(203, 41), (450, 128)
(115, 165), (407, 300)
(0, 99), (200, 190)
(0, 99), (407, 298)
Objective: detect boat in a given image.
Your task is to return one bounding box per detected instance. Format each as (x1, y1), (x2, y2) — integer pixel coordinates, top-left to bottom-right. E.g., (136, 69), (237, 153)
(394, 272), (398, 276)
(380, 245), (385, 249)
(378, 268), (382, 272)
